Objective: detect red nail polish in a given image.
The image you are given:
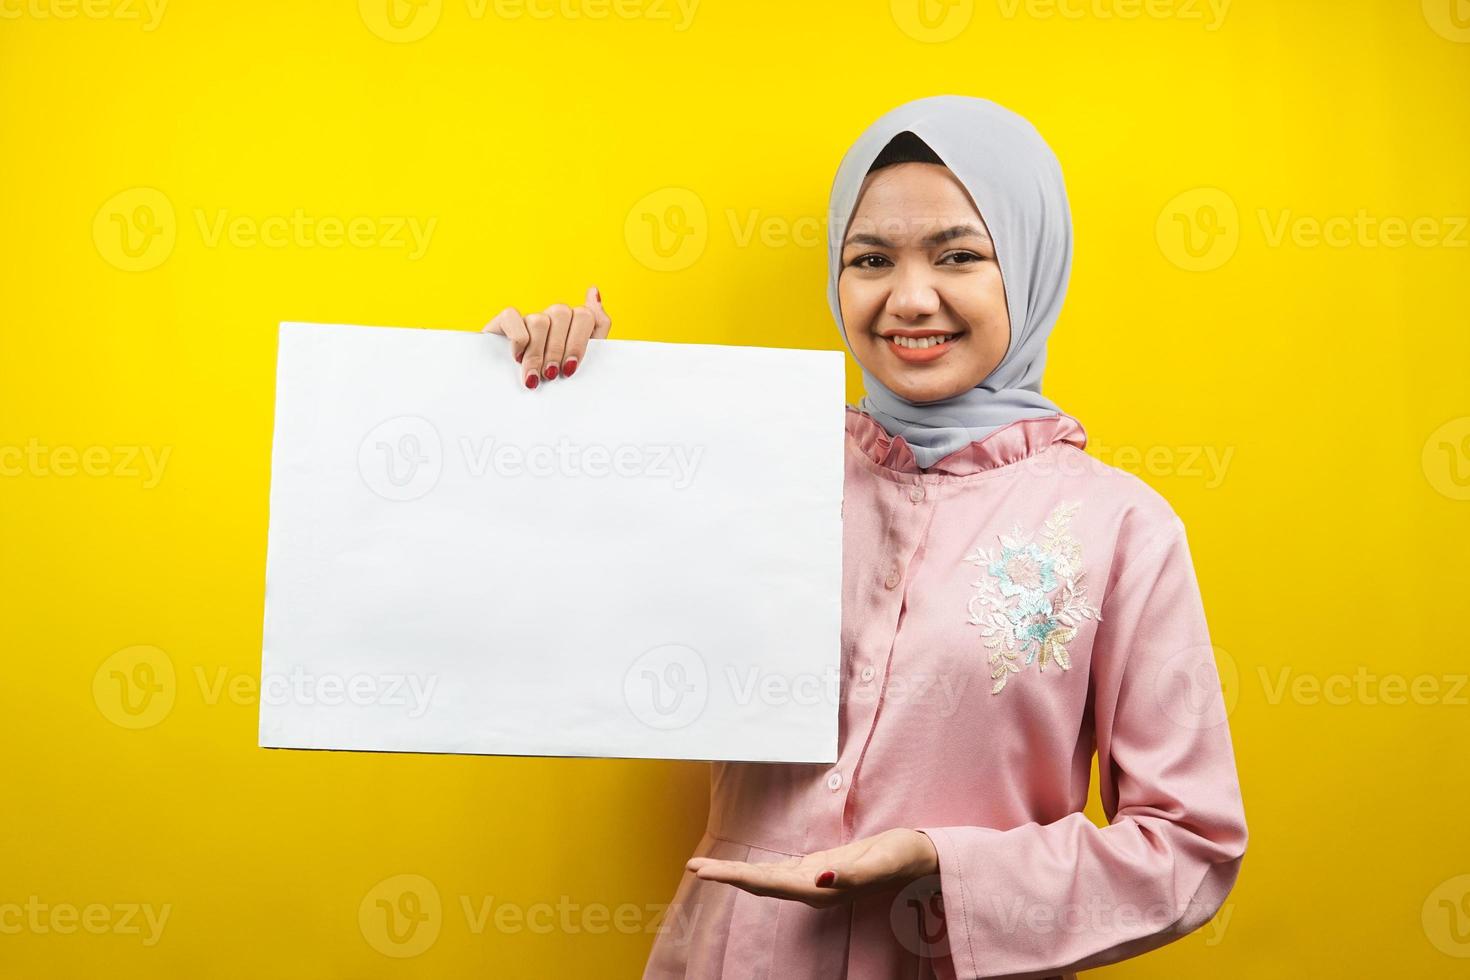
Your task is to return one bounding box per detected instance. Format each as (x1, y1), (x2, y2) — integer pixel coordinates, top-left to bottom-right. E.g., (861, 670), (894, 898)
(562, 358), (577, 377)
(595, 288), (601, 303)
(545, 364), (558, 380)
(525, 373), (538, 389)
(816, 871), (836, 887)
(515, 349), (524, 363)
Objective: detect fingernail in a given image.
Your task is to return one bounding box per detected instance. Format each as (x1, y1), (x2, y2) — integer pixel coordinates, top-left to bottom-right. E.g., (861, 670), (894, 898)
(544, 363), (558, 380)
(816, 870), (836, 887)
(525, 373), (538, 390)
(594, 287), (601, 303)
(562, 358), (577, 377)
(514, 349), (524, 363)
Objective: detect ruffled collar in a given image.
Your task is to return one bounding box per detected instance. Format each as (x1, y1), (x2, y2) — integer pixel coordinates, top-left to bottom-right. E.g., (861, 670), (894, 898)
(845, 405), (1088, 478)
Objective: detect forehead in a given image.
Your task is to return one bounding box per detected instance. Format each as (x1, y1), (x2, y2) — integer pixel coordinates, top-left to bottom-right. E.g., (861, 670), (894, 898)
(847, 162), (985, 232)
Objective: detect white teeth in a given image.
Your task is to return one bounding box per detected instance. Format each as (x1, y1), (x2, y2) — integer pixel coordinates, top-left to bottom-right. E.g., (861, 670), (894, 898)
(889, 334), (954, 349)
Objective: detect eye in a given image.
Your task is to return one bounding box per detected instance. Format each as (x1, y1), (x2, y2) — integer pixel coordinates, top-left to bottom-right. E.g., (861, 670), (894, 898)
(939, 250), (985, 266)
(847, 253), (892, 269)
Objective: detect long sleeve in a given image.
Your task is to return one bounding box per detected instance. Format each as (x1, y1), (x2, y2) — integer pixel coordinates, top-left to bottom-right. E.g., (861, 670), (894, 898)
(917, 514), (1248, 979)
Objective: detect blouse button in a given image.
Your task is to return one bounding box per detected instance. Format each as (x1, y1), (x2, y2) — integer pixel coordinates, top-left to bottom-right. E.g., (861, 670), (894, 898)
(884, 564), (901, 590)
(909, 484), (925, 503)
(826, 770), (843, 791)
(860, 665), (875, 683)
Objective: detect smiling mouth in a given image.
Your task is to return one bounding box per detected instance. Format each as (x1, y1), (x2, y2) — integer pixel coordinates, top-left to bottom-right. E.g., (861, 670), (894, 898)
(889, 333), (958, 350)
(880, 331), (962, 363)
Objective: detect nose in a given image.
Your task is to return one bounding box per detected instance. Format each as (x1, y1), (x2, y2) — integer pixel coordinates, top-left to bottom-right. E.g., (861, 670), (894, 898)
(884, 262), (941, 321)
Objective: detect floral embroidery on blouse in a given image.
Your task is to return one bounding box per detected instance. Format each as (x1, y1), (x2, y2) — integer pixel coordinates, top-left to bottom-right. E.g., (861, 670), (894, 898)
(964, 500), (1103, 694)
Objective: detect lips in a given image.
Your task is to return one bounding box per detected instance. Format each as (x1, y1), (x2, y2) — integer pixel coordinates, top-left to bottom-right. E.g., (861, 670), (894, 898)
(880, 330), (962, 364)
(888, 333), (957, 350)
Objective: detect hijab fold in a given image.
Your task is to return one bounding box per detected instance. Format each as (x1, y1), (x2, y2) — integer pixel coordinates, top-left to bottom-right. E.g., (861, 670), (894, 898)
(826, 95), (1075, 470)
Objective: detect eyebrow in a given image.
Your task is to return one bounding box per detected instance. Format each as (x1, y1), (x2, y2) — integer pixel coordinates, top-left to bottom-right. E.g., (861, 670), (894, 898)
(844, 223), (991, 249)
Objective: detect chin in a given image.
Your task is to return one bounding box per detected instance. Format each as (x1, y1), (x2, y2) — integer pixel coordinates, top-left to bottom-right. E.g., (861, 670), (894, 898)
(877, 373), (967, 404)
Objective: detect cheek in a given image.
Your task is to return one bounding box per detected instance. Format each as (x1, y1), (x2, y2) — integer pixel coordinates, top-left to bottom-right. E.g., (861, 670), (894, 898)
(948, 269), (1008, 325)
(944, 275), (1011, 384)
(838, 276), (878, 329)
(950, 277), (1010, 350)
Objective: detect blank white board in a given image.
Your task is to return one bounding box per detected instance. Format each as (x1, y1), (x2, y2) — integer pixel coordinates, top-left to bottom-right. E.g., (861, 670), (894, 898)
(259, 322), (845, 762)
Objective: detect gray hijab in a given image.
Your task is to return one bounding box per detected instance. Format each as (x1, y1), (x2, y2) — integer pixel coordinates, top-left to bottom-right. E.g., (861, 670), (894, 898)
(826, 95), (1073, 470)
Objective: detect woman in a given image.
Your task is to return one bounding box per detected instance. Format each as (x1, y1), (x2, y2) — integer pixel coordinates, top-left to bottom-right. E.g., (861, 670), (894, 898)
(484, 95), (1247, 980)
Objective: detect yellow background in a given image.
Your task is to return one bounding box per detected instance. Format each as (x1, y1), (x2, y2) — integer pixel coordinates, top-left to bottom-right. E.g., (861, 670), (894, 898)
(3, 0), (1468, 975)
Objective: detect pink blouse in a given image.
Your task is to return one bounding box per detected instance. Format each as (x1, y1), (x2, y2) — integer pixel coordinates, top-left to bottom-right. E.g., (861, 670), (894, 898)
(643, 407), (1248, 979)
